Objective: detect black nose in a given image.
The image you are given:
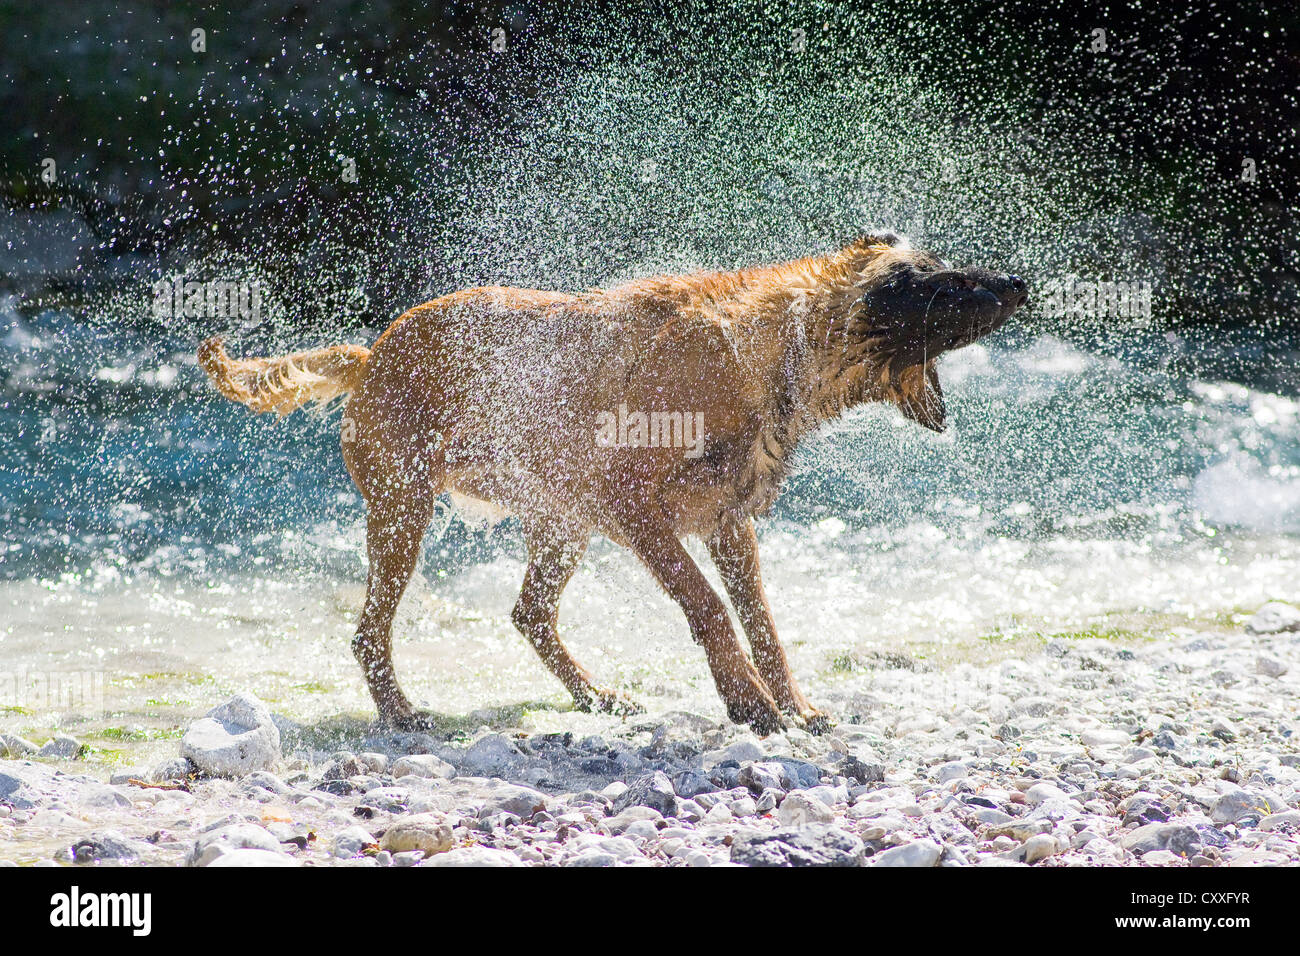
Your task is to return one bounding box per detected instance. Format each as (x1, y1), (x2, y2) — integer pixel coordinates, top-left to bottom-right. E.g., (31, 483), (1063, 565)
(999, 274), (1028, 307)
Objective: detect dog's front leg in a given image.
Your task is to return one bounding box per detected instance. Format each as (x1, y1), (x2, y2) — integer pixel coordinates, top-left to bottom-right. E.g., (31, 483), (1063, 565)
(708, 513), (833, 734)
(611, 503), (785, 735)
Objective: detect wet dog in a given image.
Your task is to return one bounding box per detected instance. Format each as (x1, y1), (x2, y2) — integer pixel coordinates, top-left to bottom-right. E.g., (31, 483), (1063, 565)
(199, 232), (1026, 733)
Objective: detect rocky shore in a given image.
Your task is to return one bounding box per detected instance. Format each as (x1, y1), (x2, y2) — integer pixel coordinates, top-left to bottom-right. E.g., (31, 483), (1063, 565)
(3, 602), (1299, 868)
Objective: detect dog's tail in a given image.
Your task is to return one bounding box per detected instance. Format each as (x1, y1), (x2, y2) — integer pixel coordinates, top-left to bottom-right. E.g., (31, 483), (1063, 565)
(197, 337), (371, 416)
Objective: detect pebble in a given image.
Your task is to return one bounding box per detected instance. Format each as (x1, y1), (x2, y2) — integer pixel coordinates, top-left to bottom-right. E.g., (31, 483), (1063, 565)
(331, 825), (379, 858)
(777, 791), (835, 826)
(1021, 834), (1060, 864)
(1257, 656), (1289, 678)
(873, 839), (943, 868)
(7, 607), (1300, 869)
(613, 771), (678, 817)
(391, 754), (456, 779)
(380, 815), (454, 855)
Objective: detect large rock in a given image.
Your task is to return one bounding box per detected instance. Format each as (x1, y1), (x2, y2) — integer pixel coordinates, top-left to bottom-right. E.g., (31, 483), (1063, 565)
(730, 825), (865, 867)
(181, 694), (281, 776)
(38, 735), (84, 760)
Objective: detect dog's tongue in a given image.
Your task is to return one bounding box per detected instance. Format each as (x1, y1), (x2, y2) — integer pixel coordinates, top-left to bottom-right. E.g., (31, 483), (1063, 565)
(897, 363), (946, 432)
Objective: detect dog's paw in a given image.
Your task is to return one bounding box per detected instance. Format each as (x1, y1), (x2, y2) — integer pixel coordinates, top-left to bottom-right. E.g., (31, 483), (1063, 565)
(384, 709), (438, 733)
(595, 689), (645, 718)
(727, 697), (787, 737)
(795, 708), (836, 736)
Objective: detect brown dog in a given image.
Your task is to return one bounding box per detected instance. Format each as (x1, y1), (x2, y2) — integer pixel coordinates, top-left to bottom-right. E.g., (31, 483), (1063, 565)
(199, 233), (1026, 734)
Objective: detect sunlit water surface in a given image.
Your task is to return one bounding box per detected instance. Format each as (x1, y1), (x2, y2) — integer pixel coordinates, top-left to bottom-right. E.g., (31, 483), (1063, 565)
(2, 295), (1297, 766)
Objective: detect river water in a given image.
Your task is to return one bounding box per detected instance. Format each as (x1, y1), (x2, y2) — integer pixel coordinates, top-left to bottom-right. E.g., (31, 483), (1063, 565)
(1, 293), (1297, 766)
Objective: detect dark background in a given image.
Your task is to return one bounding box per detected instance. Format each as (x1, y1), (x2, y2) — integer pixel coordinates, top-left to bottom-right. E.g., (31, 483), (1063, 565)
(1, 0), (1297, 347)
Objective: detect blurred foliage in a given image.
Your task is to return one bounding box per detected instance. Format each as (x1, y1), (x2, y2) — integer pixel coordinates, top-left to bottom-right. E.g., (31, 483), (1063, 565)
(0, 0), (1296, 335)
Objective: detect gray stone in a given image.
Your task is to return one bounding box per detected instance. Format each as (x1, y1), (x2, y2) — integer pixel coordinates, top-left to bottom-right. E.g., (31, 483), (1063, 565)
(738, 761), (789, 793)
(180, 693), (281, 776)
(1260, 810), (1300, 831)
(38, 735), (84, 760)
(0, 734), (38, 758)
(1122, 823), (1204, 857)
(392, 754), (456, 780)
(605, 806), (663, 834)
(1024, 782), (1067, 805)
(207, 849), (299, 867)
(872, 839), (943, 868)
(671, 770), (714, 797)
(458, 734), (524, 776)
(1081, 728), (1130, 747)
(359, 786), (412, 812)
(936, 761), (968, 783)
(322, 752), (362, 780)
(485, 784), (548, 817)
(426, 846), (523, 867)
(357, 752), (389, 774)
(1257, 656), (1289, 678)
(1246, 602), (1300, 635)
(331, 825), (379, 858)
(837, 754), (885, 784)
(1211, 790), (1286, 825)
(70, 829), (144, 863)
(150, 757), (196, 782)
(380, 814), (454, 855)
(190, 824), (284, 866)
(1022, 834), (1060, 864)
(730, 825), (865, 867)
(613, 771), (677, 817)
(777, 791), (835, 826)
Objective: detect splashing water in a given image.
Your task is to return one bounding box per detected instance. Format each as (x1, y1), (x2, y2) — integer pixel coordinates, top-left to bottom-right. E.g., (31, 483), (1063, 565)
(1, 2), (1296, 755)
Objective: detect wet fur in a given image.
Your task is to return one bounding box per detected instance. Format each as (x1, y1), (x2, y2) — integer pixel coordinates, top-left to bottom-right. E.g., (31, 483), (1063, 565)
(198, 236), (1001, 734)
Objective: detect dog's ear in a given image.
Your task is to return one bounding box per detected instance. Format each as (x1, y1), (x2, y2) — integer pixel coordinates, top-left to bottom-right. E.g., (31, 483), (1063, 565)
(896, 361), (946, 433)
(857, 230), (909, 250)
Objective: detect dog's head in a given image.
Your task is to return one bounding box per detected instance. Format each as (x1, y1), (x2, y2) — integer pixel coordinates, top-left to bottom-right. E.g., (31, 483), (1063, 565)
(850, 233), (1028, 431)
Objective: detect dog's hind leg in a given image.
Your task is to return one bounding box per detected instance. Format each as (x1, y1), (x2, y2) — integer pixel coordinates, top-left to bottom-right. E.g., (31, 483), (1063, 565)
(610, 504), (784, 735)
(708, 514), (833, 734)
(354, 494), (437, 729)
(513, 520), (642, 716)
